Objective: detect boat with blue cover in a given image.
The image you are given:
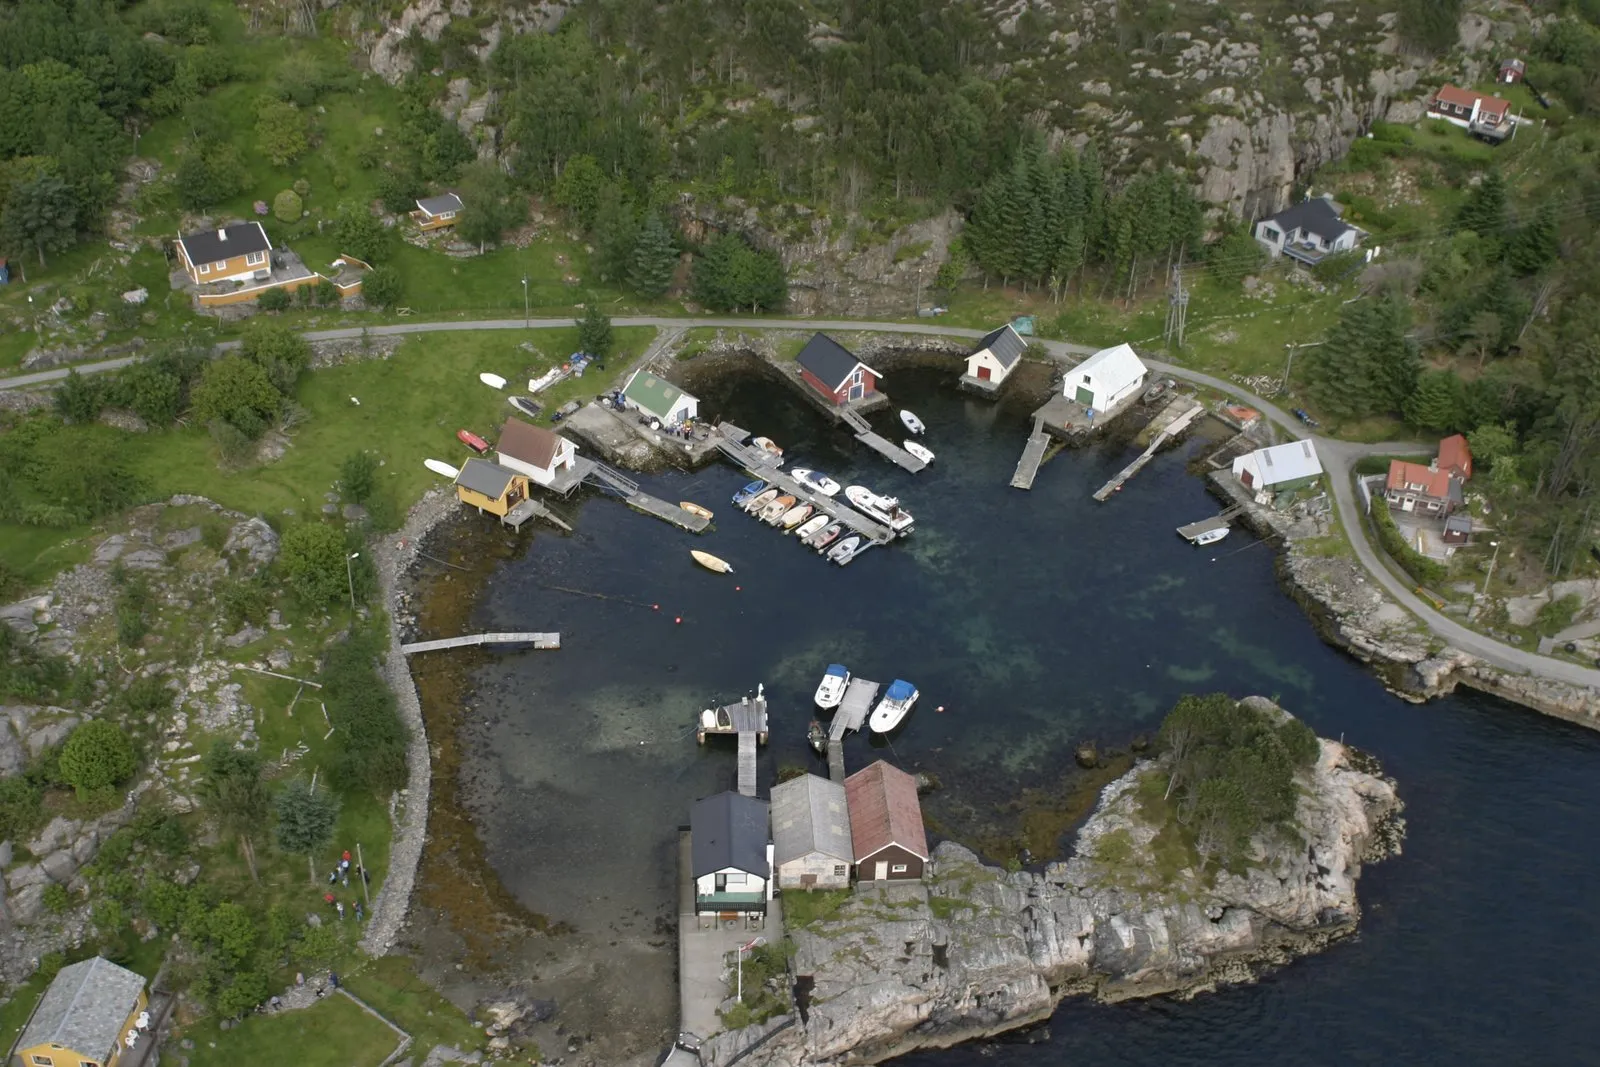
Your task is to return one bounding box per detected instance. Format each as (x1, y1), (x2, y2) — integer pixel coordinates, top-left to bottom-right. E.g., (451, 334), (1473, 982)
(869, 679), (919, 733)
(814, 664), (850, 709)
(732, 479), (767, 507)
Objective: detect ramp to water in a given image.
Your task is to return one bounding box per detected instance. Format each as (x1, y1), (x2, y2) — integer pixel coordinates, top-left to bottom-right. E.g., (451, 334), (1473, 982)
(1011, 422), (1051, 489)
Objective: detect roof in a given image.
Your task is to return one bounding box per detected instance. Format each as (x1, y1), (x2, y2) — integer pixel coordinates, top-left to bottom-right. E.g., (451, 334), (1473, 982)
(1249, 440), (1323, 484)
(795, 333), (879, 392)
(623, 371), (695, 418)
(1445, 512), (1474, 533)
(691, 791), (769, 878)
(1433, 84), (1510, 118)
(417, 192), (463, 216)
(770, 773), (853, 867)
(885, 679), (915, 702)
(497, 417), (568, 469)
(1264, 197), (1352, 244)
(17, 956), (146, 1059)
(1071, 343), (1148, 392)
(973, 324), (1027, 369)
(844, 761), (928, 862)
(455, 458), (519, 499)
(1500, 58), (1526, 72)
(178, 222), (270, 267)
(1438, 434), (1472, 477)
(1386, 459), (1453, 499)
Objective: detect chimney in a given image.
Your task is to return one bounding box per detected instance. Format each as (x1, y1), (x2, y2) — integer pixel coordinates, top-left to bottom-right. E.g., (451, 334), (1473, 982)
(218, 228), (227, 241)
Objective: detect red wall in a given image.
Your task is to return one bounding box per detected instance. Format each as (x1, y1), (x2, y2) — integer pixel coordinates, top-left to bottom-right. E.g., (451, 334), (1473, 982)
(800, 367), (847, 405)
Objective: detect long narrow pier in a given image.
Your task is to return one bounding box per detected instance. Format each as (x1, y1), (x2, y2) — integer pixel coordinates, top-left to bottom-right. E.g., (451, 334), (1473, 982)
(827, 677), (879, 782)
(737, 732), (757, 797)
(1011, 420), (1051, 489)
(580, 458), (712, 533)
(839, 408), (927, 473)
(1092, 401), (1204, 501)
(715, 424), (896, 543)
(400, 632), (560, 654)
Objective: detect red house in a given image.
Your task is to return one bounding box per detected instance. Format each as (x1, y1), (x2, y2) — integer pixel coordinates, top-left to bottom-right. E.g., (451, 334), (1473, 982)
(1438, 433), (1473, 480)
(795, 333), (881, 406)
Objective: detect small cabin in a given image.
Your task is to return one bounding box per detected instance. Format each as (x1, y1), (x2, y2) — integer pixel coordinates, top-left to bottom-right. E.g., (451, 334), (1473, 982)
(622, 370), (698, 426)
(845, 761), (929, 882)
(412, 192), (463, 231)
(1063, 343), (1148, 414)
(495, 418), (577, 487)
(14, 956), (150, 1067)
(795, 333), (881, 406)
(175, 222), (272, 285)
(965, 324), (1026, 386)
(454, 458), (529, 516)
(690, 791), (772, 916)
(1232, 440), (1323, 503)
(771, 773), (853, 891)
(1499, 58), (1526, 85)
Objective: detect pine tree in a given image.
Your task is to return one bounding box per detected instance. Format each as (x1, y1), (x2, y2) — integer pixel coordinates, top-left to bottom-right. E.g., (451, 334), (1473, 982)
(1079, 140), (1106, 259)
(628, 213), (679, 298)
(1456, 171), (1507, 241)
(1403, 369), (1465, 433)
(996, 154), (1032, 285)
(1507, 201), (1558, 276)
(1303, 294), (1419, 419)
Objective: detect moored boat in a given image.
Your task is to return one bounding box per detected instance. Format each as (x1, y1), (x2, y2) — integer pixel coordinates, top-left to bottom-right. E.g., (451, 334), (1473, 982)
(904, 441), (935, 465)
(509, 395), (542, 418)
(794, 515), (830, 542)
(759, 494), (797, 524)
(680, 501), (714, 520)
(844, 485), (915, 534)
(690, 550), (734, 574)
(479, 372), (507, 390)
(826, 534), (861, 564)
(752, 436), (785, 461)
(1191, 527), (1229, 546)
(779, 503), (815, 529)
(807, 720), (828, 755)
(457, 429), (491, 454)
(732, 479), (767, 507)
(900, 409), (925, 435)
(425, 458), (460, 479)
(744, 487), (780, 514)
(791, 468), (842, 497)
(814, 664), (850, 708)
(868, 679), (919, 733)
(809, 521), (844, 550)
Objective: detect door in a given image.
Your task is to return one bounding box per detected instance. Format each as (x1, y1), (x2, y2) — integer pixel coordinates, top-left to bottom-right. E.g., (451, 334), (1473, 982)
(849, 369), (864, 401)
(1240, 470), (1254, 489)
(801, 873), (816, 888)
(977, 364), (991, 381)
(1075, 386), (1095, 406)
(715, 873), (727, 893)
(873, 860), (888, 881)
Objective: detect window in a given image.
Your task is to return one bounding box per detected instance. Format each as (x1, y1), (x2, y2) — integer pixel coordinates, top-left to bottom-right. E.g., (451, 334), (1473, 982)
(246, 251), (266, 266)
(198, 263), (210, 275)
(890, 864), (909, 874)
(1261, 226), (1280, 243)
(31, 1055), (53, 1066)
(83, 1061), (100, 1067)
(724, 872), (746, 887)
(833, 865), (847, 877)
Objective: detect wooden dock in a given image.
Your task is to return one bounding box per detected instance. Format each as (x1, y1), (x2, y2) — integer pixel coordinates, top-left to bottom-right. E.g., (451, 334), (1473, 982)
(697, 690), (768, 796)
(715, 424), (897, 544)
(737, 732), (757, 797)
(827, 678), (879, 783)
(1177, 504), (1245, 541)
(502, 498), (572, 532)
(1011, 420), (1051, 489)
(839, 409), (927, 473)
(580, 458), (712, 533)
(1092, 399), (1203, 502)
(400, 632), (560, 654)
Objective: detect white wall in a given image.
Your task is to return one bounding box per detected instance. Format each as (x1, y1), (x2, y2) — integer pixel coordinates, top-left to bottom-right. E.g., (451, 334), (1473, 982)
(695, 866), (769, 899)
(775, 852), (852, 890)
(497, 442), (574, 488)
(965, 350), (1013, 382)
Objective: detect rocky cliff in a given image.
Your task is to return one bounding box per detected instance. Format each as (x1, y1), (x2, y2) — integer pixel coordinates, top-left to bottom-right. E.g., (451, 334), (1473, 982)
(706, 703), (1402, 1067)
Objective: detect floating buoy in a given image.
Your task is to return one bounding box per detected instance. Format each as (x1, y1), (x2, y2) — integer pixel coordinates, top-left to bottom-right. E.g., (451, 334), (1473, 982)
(936, 705), (945, 713)
(735, 585), (741, 591)
(652, 604), (660, 610)
(674, 616), (683, 624)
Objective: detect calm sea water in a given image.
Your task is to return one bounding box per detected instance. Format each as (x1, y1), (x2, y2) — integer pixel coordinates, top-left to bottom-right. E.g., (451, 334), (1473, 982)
(465, 364), (1600, 1063)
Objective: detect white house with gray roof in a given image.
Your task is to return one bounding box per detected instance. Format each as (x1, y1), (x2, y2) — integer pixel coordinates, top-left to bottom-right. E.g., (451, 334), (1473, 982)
(770, 773), (853, 890)
(14, 955), (149, 1067)
(964, 324), (1027, 387)
(1254, 196), (1364, 266)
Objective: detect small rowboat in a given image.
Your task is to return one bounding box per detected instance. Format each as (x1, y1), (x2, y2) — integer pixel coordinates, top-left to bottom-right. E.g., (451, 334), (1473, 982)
(752, 436), (784, 461)
(690, 550), (733, 574)
(680, 501), (714, 521)
(780, 503), (815, 529)
(457, 429), (491, 453)
(732, 480), (767, 507)
(900, 409), (925, 435)
(794, 514), (830, 541)
(810, 521), (844, 551)
(760, 494), (797, 524)
(480, 372), (507, 390)
(509, 396), (542, 418)
(904, 441), (934, 465)
(425, 458), (459, 479)
(745, 487), (780, 514)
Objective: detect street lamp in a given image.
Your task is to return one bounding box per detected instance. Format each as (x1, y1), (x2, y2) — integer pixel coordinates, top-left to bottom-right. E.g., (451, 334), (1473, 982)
(735, 936), (764, 1003)
(1482, 540), (1501, 598)
(521, 276), (529, 328)
(346, 551), (360, 611)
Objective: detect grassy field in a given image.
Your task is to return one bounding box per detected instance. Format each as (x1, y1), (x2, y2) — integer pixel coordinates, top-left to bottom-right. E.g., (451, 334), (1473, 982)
(181, 992), (401, 1067)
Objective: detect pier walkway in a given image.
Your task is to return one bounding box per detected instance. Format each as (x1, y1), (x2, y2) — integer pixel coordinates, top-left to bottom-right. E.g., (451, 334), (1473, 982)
(502, 497), (572, 532)
(576, 457), (712, 533)
(697, 690), (767, 797)
(737, 732), (757, 797)
(1092, 399), (1204, 501)
(1011, 419), (1051, 489)
(400, 632), (560, 654)
(827, 678), (879, 782)
(839, 409), (927, 473)
(715, 424), (897, 543)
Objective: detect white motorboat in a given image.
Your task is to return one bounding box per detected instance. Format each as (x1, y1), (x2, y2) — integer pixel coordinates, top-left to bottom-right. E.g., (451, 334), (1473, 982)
(826, 534), (861, 564)
(814, 664), (850, 709)
(791, 468), (842, 497)
(899, 409), (925, 435)
(904, 441), (934, 464)
(752, 436), (785, 461)
(479, 372), (507, 390)
(424, 458), (460, 479)
(869, 679), (919, 733)
(831, 538), (869, 566)
(744, 487), (779, 514)
(794, 514), (830, 541)
(1191, 527), (1230, 547)
(844, 486), (915, 534)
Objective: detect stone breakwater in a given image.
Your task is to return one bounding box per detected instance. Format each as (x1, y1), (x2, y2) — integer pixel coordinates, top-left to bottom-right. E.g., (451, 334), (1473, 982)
(709, 704), (1402, 1067)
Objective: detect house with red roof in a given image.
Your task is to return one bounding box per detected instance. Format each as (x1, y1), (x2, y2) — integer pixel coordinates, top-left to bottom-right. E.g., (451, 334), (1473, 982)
(844, 761), (929, 882)
(1427, 85), (1514, 141)
(1385, 436), (1473, 517)
(1438, 434), (1473, 481)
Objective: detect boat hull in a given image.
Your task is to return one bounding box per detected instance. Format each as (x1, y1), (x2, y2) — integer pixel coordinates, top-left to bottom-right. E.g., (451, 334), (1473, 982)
(869, 692), (918, 733)
(795, 515), (830, 541)
(745, 488), (779, 514)
(690, 550), (733, 574)
(680, 502), (714, 520)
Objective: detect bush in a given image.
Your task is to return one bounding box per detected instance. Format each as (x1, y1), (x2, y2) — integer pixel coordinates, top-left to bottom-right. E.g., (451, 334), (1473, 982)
(42, 884), (71, 914)
(55, 369), (103, 422)
(0, 777), (43, 841)
(120, 674), (173, 716)
(59, 720), (138, 797)
(220, 580), (272, 629)
(256, 286), (291, 311)
(320, 631), (409, 793)
(339, 451), (378, 504)
(363, 265), (403, 309)
(279, 523), (354, 607)
(272, 189), (302, 222)
(1535, 594), (1582, 637)
(1371, 499), (1449, 587)
(115, 576), (152, 647)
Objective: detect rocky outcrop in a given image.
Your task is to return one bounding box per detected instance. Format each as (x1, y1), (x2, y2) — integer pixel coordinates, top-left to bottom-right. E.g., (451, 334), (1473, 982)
(367, 0), (568, 84)
(713, 708), (1401, 1067)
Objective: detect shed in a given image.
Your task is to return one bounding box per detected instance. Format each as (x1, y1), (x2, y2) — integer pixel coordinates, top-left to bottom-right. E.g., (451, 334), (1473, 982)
(690, 791), (772, 914)
(795, 333), (881, 406)
(1499, 58), (1526, 84)
(770, 773), (853, 890)
(622, 370), (698, 426)
(1063, 343), (1148, 414)
(1443, 512), (1473, 545)
(1232, 440), (1323, 501)
(413, 192), (463, 230)
(495, 417), (577, 487)
(15, 956), (149, 1067)
(965, 324), (1027, 385)
(454, 459), (528, 516)
(844, 761), (928, 882)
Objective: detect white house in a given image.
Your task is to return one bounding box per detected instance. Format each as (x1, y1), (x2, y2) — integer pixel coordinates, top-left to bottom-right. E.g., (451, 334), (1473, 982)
(770, 773), (853, 891)
(495, 417), (577, 487)
(965, 324), (1027, 386)
(690, 791), (772, 916)
(1064, 343), (1148, 413)
(1232, 440), (1324, 503)
(1254, 196), (1364, 266)
(623, 370), (698, 426)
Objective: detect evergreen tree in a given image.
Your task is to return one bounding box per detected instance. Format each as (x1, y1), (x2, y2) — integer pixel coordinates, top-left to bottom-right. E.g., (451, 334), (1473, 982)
(995, 154), (1031, 284)
(1302, 294), (1419, 419)
(575, 302), (614, 359)
(1403, 369), (1466, 433)
(590, 183), (639, 283)
(1397, 0), (1463, 55)
(628, 213), (678, 298)
(1507, 202), (1558, 276)
(1456, 171), (1507, 241)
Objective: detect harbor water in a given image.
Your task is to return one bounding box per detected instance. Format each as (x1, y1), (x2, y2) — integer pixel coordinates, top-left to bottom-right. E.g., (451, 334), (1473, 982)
(460, 362), (1600, 1063)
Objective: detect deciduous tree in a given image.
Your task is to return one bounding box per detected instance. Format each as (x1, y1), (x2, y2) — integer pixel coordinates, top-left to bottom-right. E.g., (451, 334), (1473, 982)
(1, 171), (78, 266)
(255, 99), (309, 166)
(199, 742), (268, 881)
(278, 523), (351, 607)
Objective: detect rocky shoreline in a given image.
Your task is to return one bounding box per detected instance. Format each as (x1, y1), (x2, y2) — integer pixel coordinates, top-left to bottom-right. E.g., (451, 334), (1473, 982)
(705, 700), (1402, 1067)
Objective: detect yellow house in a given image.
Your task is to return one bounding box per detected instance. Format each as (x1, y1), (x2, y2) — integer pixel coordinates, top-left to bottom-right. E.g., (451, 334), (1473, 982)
(175, 222), (272, 285)
(411, 192), (463, 231)
(13, 956), (149, 1067)
(455, 458), (528, 517)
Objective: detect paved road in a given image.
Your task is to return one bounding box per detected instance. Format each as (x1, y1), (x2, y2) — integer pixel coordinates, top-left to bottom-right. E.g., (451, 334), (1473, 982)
(4, 313), (1596, 691)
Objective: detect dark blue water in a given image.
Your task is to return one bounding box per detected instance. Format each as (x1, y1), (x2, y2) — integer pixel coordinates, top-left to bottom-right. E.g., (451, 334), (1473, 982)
(468, 365), (1600, 1063)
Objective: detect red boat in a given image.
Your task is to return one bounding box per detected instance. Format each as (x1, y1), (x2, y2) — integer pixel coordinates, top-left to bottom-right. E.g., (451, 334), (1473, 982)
(457, 429), (490, 454)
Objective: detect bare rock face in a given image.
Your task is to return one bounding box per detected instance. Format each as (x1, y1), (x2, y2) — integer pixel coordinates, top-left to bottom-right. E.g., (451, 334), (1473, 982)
(711, 710), (1401, 1067)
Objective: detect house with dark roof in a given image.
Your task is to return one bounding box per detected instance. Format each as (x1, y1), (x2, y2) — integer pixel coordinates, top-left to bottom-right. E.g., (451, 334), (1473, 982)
(412, 192), (463, 231)
(14, 956), (150, 1067)
(1253, 197), (1364, 265)
(494, 418), (577, 487)
(770, 773), (853, 890)
(963, 324), (1027, 389)
(1428, 84), (1513, 141)
(622, 370), (698, 426)
(174, 222), (272, 285)
(454, 458), (528, 517)
(794, 333), (881, 406)
(690, 791), (771, 915)
(844, 761), (929, 882)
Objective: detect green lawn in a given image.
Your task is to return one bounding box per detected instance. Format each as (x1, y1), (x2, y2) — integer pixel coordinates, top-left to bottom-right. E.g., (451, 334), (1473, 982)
(181, 992), (401, 1067)
(341, 956), (485, 1060)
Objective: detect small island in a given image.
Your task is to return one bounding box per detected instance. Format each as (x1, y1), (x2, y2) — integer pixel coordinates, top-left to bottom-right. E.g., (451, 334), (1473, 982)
(704, 695), (1403, 1067)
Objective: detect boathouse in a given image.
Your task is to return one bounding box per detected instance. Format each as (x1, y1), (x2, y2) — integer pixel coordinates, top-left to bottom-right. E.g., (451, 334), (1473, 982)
(844, 761), (928, 882)
(454, 459), (529, 516)
(690, 791), (773, 915)
(14, 956), (151, 1067)
(796, 333), (881, 406)
(771, 773), (854, 891)
(622, 369), (699, 426)
(1063, 343), (1147, 414)
(495, 418), (577, 487)
(1232, 440), (1323, 503)
(965, 324), (1026, 386)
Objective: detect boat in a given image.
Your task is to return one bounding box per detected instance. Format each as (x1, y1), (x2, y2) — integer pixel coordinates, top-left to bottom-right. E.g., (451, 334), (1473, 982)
(690, 550), (734, 574)
(680, 501), (714, 521)
(826, 535), (861, 564)
(424, 458), (460, 479)
(744, 487), (779, 514)
(457, 429), (490, 454)
(814, 664), (850, 708)
(698, 705), (733, 732)
(869, 679), (919, 733)
(900, 409), (925, 435)
(832, 538), (870, 566)
(808, 720), (828, 755)
(794, 515), (830, 541)
(528, 367), (565, 393)
(760, 494), (797, 525)
(779, 503), (815, 529)
(479, 372), (507, 390)
(509, 396), (542, 418)
(752, 436), (785, 461)
(732, 480), (767, 507)
(810, 521), (844, 550)
(1190, 527), (1230, 547)
(904, 441), (935, 464)
(791, 468), (842, 497)
(844, 486), (915, 534)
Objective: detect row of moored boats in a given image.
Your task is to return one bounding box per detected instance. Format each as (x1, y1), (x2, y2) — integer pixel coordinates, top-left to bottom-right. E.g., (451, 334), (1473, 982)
(810, 664), (920, 745)
(731, 462), (916, 566)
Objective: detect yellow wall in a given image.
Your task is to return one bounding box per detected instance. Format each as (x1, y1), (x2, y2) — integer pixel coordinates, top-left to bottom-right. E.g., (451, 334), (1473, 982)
(412, 211), (456, 231)
(179, 247), (263, 284)
(17, 986), (149, 1067)
(456, 475), (528, 517)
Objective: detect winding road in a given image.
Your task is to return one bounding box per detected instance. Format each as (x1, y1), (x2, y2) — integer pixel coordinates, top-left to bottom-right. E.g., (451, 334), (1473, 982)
(4, 314), (1598, 692)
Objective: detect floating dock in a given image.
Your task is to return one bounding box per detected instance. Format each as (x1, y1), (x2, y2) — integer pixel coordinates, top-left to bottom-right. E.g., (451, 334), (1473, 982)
(400, 632), (560, 654)
(1011, 419), (1052, 490)
(715, 424), (897, 544)
(1177, 504), (1244, 542)
(827, 677), (879, 782)
(839, 408), (927, 473)
(697, 691), (768, 797)
(546, 455), (711, 533)
(1092, 398), (1204, 502)
(502, 498), (572, 532)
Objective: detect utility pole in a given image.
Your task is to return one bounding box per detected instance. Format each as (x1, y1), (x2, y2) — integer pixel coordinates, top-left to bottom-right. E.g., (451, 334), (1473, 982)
(1163, 259), (1189, 348)
(521, 276), (530, 327)
(1282, 340), (1325, 393)
(914, 268), (922, 316)
(1482, 540), (1502, 598)
(356, 842), (370, 904)
(346, 552), (359, 611)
